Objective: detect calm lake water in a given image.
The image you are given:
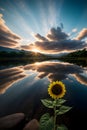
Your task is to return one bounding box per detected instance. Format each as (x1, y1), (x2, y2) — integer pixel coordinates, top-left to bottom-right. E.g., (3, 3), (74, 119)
(0, 60), (87, 129)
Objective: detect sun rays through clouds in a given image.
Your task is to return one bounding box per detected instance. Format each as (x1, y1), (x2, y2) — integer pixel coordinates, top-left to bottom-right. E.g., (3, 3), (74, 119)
(0, 0), (87, 54)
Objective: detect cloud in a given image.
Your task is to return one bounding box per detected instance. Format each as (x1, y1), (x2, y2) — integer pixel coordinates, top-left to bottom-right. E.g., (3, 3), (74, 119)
(26, 26), (86, 54)
(0, 67), (26, 94)
(0, 14), (21, 48)
(35, 33), (48, 42)
(76, 28), (87, 40)
(30, 27), (87, 53)
(21, 44), (34, 51)
(47, 27), (68, 41)
(72, 74), (87, 86)
(0, 7), (5, 11)
(72, 28), (77, 33)
(24, 61), (87, 85)
(60, 23), (64, 29)
(0, 14), (5, 24)
(34, 39), (86, 53)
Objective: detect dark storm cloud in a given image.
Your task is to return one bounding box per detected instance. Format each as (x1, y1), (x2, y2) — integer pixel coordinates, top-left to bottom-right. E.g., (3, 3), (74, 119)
(0, 14), (21, 48)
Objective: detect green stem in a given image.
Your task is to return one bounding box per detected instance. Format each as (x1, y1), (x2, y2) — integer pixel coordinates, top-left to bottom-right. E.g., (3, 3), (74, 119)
(54, 99), (57, 130)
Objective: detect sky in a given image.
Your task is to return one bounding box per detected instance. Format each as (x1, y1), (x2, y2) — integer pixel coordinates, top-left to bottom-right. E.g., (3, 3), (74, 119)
(0, 0), (87, 54)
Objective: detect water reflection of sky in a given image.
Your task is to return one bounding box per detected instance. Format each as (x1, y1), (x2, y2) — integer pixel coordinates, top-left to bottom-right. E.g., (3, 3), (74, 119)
(0, 60), (87, 117)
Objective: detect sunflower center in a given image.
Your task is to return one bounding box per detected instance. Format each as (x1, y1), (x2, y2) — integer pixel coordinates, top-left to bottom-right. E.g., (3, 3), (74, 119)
(51, 84), (62, 95)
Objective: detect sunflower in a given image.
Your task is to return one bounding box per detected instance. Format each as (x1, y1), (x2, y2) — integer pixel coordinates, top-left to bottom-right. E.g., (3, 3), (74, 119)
(48, 81), (66, 99)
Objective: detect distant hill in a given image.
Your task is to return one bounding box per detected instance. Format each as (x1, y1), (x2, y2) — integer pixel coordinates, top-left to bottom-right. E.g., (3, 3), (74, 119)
(59, 48), (87, 59)
(0, 46), (20, 52)
(0, 46), (53, 62)
(58, 48), (87, 66)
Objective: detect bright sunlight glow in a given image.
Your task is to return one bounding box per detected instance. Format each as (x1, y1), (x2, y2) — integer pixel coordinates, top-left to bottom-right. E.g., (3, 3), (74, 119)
(32, 48), (40, 53)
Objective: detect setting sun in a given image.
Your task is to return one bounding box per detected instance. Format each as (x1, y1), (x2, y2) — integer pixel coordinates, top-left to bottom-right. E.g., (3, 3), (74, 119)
(32, 48), (40, 53)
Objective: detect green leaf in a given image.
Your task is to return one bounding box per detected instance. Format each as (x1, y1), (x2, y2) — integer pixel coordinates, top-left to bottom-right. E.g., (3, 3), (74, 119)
(39, 113), (54, 130)
(41, 99), (54, 108)
(52, 100), (60, 107)
(52, 99), (66, 107)
(57, 124), (68, 130)
(56, 105), (72, 115)
(55, 110), (59, 114)
(56, 99), (66, 106)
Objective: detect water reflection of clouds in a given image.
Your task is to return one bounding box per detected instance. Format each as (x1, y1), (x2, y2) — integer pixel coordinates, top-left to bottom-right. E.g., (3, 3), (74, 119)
(24, 61), (87, 86)
(71, 74), (87, 85)
(0, 61), (87, 94)
(0, 67), (26, 94)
